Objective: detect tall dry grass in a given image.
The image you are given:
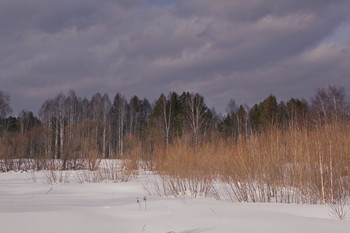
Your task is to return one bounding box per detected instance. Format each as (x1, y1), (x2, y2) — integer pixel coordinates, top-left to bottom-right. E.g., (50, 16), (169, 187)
(147, 137), (217, 197)
(150, 121), (350, 204)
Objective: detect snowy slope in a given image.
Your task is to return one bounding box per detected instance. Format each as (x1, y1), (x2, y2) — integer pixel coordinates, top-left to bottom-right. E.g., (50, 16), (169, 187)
(0, 171), (349, 233)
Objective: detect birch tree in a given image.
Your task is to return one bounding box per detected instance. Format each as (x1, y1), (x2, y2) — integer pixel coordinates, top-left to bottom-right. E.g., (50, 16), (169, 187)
(39, 99), (55, 159)
(101, 94), (111, 158)
(183, 92), (209, 146)
(311, 86), (349, 125)
(65, 90), (79, 139)
(54, 93), (66, 160)
(110, 93), (127, 157)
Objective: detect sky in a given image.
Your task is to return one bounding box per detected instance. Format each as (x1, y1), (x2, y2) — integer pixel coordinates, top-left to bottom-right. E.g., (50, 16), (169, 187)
(1, 0), (350, 115)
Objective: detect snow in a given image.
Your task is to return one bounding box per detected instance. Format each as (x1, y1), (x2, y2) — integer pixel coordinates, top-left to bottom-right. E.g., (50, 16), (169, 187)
(1, 171), (349, 233)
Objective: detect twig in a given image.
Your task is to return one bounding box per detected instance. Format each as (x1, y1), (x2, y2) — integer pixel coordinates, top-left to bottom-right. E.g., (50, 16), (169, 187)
(140, 224), (147, 233)
(46, 186), (53, 195)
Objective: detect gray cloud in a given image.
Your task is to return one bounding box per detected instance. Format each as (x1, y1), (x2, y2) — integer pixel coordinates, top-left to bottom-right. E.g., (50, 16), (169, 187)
(1, 0), (350, 115)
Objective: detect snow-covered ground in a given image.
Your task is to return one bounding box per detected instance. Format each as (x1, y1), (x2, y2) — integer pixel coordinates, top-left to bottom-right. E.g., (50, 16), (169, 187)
(0, 171), (349, 233)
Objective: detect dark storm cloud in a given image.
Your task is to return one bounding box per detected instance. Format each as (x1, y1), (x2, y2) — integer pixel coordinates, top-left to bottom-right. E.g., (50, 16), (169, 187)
(0, 0), (350, 114)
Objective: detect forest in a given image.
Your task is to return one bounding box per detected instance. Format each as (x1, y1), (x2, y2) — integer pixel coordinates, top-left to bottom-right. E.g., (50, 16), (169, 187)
(0, 86), (349, 205)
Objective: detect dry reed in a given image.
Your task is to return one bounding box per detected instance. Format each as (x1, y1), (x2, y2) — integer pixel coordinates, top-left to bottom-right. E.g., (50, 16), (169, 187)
(149, 121), (350, 204)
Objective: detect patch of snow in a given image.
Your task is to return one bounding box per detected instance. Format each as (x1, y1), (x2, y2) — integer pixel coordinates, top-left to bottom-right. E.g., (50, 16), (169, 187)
(0, 171), (349, 233)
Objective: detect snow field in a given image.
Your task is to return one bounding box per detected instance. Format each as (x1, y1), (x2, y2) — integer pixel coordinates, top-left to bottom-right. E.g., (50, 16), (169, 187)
(0, 171), (349, 233)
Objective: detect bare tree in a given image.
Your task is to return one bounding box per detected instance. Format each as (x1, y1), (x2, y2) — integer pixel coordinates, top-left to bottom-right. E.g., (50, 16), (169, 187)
(39, 93), (67, 160)
(54, 93), (66, 160)
(65, 90), (79, 139)
(90, 93), (111, 158)
(39, 99), (55, 159)
(0, 91), (12, 118)
(101, 94), (111, 158)
(236, 105), (250, 139)
(91, 93), (103, 154)
(159, 93), (172, 149)
(311, 86), (349, 124)
(110, 93), (127, 157)
(0, 91), (12, 135)
(184, 93), (208, 146)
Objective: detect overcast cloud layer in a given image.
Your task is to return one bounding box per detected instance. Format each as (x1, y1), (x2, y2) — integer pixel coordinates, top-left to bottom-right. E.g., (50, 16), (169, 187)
(1, 0), (350, 114)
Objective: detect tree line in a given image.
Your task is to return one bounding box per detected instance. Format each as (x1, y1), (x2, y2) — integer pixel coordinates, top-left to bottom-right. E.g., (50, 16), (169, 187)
(0, 86), (349, 171)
